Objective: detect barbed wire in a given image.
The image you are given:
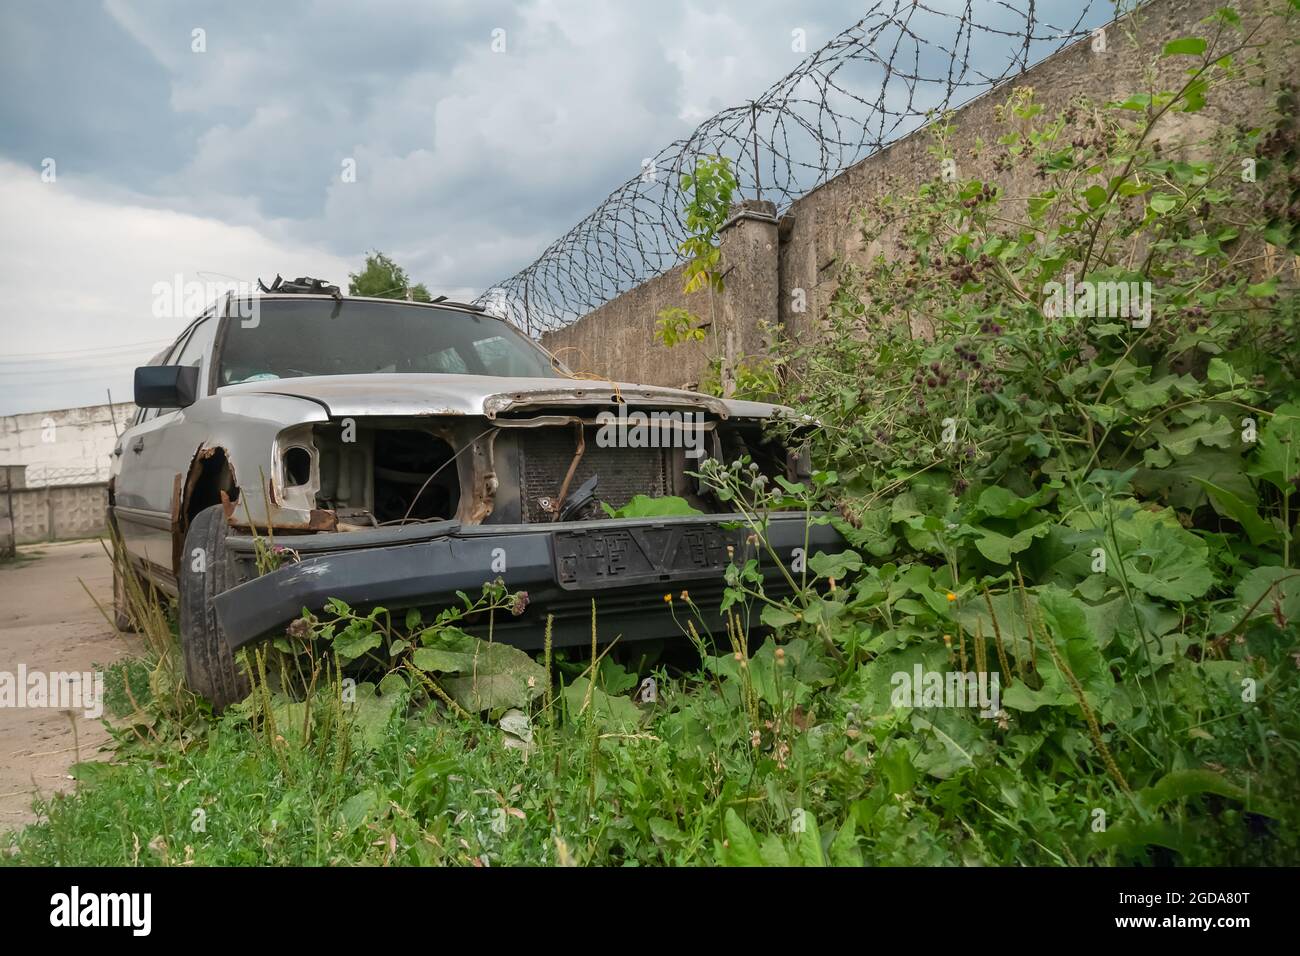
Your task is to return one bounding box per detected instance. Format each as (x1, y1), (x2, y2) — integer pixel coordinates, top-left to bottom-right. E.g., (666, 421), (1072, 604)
(475, 0), (1116, 335)
(20, 465), (108, 487)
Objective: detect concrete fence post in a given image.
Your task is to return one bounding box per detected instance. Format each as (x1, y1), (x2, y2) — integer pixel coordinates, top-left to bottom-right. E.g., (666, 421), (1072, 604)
(717, 199), (779, 396)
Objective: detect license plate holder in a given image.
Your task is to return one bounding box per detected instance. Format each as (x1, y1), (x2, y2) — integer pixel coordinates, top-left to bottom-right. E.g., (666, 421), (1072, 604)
(553, 523), (743, 590)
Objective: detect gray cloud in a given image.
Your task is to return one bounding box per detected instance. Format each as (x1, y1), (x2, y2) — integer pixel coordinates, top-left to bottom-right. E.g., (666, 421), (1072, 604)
(0, 0), (983, 414)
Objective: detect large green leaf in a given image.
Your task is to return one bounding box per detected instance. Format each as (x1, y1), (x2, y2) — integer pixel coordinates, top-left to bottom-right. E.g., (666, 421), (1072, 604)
(720, 810), (765, 867)
(1138, 769), (1279, 818)
(830, 509), (897, 558)
(562, 677), (642, 733)
(1121, 373), (1180, 412)
(975, 485), (1052, 519)
(600, 494), (703, 518)
(807, 548), (864, 580)
(1133, 449), (1254, 513)
(1072, 506), (1214, 602)
(1120, 518), (1214, 602)
(413, 632), (546, 712)
(1002, 588), (1111, 712)
(795, 813), (826, 867)
(854, 643), (948, 717)
(709, 637), (826, 710)
(911, 709), (987, 778)
(1232, 565), (1300, 627)
(346, 681), (405, 751)
(1149, 415), (1234, 458)
(1162, 36), (1207, 57)
(828, 817), (862, 866)
(1077, 594), (1176, 651)
(1248, 402), (1300, 493)
(1093, 821), (1193, 856)
(338, 788), (382, 832)
(973, 520), (1053, 565)
(1191, 477), (1278, 545)
(332, 621), (383, 663)
(954, 590), (1039, 662)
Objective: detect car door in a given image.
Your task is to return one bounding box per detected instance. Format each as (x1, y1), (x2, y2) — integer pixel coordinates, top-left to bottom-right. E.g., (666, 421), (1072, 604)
(114, 315), (219, 590)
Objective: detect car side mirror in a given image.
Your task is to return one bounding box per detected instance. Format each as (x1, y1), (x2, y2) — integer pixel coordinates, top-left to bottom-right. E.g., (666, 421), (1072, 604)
(134, 365), (200, 408)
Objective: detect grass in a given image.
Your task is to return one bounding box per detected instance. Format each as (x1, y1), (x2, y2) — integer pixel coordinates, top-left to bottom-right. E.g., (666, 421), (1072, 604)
(0, 547), (45, 570)
(2, 584), (1296, 867)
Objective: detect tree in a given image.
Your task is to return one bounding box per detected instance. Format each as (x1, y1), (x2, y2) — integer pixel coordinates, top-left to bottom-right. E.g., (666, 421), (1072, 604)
(653, 155), (739, 395)
(348, 251), (432, 301)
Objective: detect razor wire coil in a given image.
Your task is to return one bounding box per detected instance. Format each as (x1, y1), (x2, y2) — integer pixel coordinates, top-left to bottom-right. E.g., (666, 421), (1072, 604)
(475, 0), (1113, 335)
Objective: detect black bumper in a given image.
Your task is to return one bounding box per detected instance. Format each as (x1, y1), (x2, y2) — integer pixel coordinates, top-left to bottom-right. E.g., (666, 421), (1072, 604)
(212, 513), (846, 651)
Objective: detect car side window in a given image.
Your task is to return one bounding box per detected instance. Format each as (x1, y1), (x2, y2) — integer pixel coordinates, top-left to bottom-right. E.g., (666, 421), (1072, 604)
(137, 320), (211, 423)
(137, 340), (183, 424)
(172, 317), (214, 378)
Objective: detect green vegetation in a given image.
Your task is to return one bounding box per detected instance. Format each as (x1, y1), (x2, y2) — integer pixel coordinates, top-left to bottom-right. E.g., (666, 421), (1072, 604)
(0, 546), (44, 569)
(5, 7), (1299, 867)
(348, 250), (432, 302)
(654, 156), (736, 364)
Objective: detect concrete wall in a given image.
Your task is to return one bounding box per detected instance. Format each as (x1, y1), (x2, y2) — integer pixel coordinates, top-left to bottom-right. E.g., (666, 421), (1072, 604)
(778, 0), (1292, 346)
(543, 201), (780, 390)
(0, 401), (131, 549)
(0, 402), (135, 487)
(542, 0), (1294, 386)
(545, 260), (703, 388)
(3, 483), (109, 545)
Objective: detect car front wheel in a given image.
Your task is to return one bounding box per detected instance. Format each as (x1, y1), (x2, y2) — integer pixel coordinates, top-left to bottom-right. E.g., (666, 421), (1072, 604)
(179, 503), (250, 711)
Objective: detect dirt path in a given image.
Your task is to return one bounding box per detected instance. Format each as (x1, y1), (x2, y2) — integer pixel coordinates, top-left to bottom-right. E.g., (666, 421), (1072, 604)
(0, 538), (136, 831)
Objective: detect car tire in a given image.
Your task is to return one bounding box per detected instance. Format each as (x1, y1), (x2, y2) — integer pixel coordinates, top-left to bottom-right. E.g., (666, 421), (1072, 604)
(179, 503), (249, 712)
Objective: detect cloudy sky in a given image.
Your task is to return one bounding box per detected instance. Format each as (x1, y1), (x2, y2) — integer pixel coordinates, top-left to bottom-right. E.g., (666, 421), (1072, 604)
(0, 0), (886, 414)
(0, 0), (1107, 415)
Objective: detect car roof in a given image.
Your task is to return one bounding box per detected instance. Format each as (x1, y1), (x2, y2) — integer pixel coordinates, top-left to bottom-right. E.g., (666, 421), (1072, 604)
(247, 293), (489, 315)
(190, 292), (490, 322)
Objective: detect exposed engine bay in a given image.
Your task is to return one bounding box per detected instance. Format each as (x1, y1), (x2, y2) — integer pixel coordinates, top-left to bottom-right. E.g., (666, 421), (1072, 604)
(272, 408), (809, 529)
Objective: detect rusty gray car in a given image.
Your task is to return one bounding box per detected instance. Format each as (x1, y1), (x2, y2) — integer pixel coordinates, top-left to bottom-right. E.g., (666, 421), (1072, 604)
(110, 286), (845, 709)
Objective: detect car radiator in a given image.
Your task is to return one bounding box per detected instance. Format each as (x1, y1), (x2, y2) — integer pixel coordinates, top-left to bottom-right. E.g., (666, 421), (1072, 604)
(518, 426), (672, 522)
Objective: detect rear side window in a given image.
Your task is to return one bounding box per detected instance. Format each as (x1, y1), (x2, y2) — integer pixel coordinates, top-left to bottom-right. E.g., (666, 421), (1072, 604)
(136, 343), (179, 425)
(136, 318), (215, 423)
(172, 318), (214, 372)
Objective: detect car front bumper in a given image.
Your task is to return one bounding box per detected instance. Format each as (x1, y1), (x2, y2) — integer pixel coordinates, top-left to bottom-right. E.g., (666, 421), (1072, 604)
(212, 512), (847, 651)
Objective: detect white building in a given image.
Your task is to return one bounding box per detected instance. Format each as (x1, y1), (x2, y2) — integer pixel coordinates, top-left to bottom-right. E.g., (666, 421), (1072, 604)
(0, 401), (136, 486)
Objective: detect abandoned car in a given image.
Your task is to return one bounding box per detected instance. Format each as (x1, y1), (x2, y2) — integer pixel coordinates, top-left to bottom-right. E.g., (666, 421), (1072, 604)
(110, 287), (847, 709)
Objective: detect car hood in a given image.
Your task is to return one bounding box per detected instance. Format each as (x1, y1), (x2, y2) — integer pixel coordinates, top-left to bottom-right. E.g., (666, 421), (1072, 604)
(216, 373), (792, 420)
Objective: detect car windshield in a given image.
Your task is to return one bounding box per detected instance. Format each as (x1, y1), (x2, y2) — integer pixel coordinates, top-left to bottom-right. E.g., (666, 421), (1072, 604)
(217, 298), (561, 385)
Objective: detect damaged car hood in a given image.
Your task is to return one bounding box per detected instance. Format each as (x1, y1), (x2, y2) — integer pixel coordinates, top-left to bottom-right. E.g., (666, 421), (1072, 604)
(217, 373), (790, 420)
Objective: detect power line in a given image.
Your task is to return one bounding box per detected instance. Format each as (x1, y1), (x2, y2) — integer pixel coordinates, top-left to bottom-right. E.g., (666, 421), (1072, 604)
(0, 339), (172, 362)
(0, 365), (143, 381)
(0, 351), (159, 370)
(0, 374), (137, 387)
